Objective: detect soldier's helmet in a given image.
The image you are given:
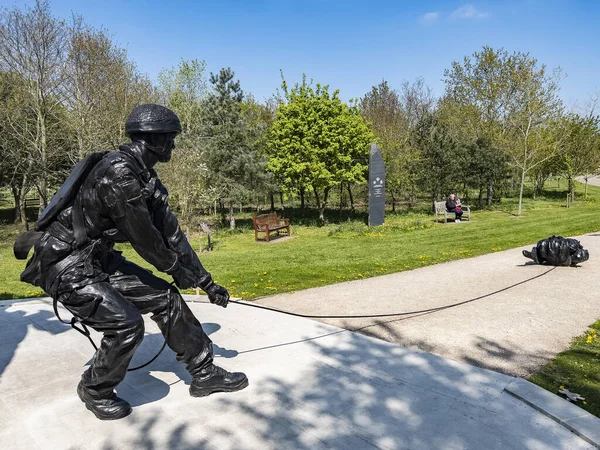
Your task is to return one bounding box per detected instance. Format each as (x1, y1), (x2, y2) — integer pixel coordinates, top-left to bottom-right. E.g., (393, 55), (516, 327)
(125, 104), (182, 137)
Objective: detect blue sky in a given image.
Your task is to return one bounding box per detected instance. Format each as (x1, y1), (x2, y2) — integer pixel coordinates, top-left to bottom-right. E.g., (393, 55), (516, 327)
(4, 1), (600, 109)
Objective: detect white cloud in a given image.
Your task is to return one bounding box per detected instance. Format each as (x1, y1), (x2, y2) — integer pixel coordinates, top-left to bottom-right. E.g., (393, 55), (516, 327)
(450, 4), (490, 20)
(419, 11), (440, 25)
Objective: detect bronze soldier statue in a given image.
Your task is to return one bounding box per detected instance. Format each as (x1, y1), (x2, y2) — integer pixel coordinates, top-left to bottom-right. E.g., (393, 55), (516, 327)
(523, 235), (589, 266)
(15, 104), (248, 420)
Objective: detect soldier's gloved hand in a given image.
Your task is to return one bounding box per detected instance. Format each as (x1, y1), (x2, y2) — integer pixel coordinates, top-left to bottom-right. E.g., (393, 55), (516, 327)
(203, 281), (230, 308)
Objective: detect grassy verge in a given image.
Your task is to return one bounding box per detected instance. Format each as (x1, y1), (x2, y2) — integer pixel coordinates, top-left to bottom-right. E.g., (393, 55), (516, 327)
(530, 320), (600, 418)
(2, 182), (600, 300)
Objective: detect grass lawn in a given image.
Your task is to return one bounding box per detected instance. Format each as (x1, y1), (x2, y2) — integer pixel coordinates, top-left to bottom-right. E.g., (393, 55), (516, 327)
(530, 320), (600, 418)
(1, 182), (600, 418)
(2, 182), (600, 300)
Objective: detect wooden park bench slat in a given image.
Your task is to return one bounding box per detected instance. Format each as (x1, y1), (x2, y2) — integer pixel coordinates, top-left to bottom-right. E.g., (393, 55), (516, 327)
(252, 212), (291, 242)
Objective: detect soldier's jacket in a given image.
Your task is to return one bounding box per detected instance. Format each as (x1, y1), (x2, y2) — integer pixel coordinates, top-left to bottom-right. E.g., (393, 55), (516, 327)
(20, 143), (207, 296)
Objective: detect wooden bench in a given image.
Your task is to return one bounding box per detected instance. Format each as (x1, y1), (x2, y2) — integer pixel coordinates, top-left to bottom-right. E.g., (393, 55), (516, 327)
(252, 212), (291, 242)
(434, 201), (471, 223)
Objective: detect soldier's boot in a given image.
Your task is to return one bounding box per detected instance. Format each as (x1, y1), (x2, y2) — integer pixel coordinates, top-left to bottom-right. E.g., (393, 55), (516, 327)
(189, 364), (248, 398)
(522, 248), (538, 263)
(77, 381), (132, 420)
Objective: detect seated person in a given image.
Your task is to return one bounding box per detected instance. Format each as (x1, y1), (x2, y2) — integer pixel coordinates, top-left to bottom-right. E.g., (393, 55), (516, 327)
(446, 194), (463, 222)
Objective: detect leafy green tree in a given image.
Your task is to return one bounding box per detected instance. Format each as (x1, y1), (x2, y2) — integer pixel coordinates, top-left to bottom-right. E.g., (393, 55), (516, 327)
(466, 137), (509, 207)
(504, 53), (564, 215)
(241, 94), (277, 209)
(157, 59), (211, 223)
(361, 81), (410, 210)
(266, 74), (375, 221)
(361, 78), (433, 209)
(202, 67), (265, 228)
(442, 46), (564, 214)
(413, 113), (466, 203)
(441, 47), (514, 205)
(555, 113), (600, 200)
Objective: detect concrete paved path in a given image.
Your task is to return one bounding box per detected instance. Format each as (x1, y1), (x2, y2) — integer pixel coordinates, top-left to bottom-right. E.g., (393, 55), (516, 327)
(576, 176), (600, 187)
(1, 297), (598, 449)
(258, 234), (600, 377)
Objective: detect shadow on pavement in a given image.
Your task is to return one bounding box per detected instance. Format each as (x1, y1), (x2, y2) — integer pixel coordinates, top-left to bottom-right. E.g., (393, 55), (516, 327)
(1, 302), (594, 449)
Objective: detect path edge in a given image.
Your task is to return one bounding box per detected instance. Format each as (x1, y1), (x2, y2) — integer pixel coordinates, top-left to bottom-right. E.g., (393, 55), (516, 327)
(505, 378), (600, 448)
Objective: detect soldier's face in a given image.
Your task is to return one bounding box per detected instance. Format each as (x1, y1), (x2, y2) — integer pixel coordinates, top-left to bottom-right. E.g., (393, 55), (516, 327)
(157, 133), (177, 163)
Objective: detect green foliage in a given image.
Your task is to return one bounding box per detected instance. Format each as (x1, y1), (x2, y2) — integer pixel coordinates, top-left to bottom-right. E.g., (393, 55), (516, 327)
(530, 319), (600, 418)
(553, 113), (600, 198)
(202, 68), (268, 227)
(441, 46), (565, 214)
(157, 59), (211, 221)
(4, 182), (600, 301)
(413, 113), (466, 200)
(360, 80), (421, 208)
(158, 59), (207, 135)
(266, 74), (375, 220)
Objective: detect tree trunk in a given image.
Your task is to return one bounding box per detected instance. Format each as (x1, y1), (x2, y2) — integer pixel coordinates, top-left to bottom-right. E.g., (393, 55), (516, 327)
(486, 182), (493, 205)
(38, 109), (48, 216)
(318, 187), (330, 222)
(391, 192), (396, 212)
(279, 192), (284, 210)
(478, 187), (484, 209)
(313, 188), (321, 218)
(229, 202), (236, 230)
(313, 187), (329, 222)
(517, 168), (526, 216)
(568, 176), (575, 204)
(270, 193), (275, 212)
(347, 184), (355, 213)
(219, 199), (226, 223)
(585, 177), (589, 199)
(19, 181), (29, 230)
(11, 186), (22, 224)
(409, 189), (417, 208)
(339, 184), (344, 215)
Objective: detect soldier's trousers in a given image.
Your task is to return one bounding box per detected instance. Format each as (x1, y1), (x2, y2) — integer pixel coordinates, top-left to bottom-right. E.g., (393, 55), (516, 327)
(58, 259), (213, 399)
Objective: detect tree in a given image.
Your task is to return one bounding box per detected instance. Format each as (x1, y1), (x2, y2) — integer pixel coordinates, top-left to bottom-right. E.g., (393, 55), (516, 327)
(158, 59), (207, 135)
(266, 74), (375, 221)
(241, 94), (277, 210)
(202, 67), (264, 229)
(555, 113), (600, 200)
(467, 137), (509, 207)
(442, 47), (564, 214)
(361, 81), (409, 210)
(65, 16), (154, 160)
(0, 0), (68, 212)
(504, 53), (564, 215)
(361, 78), (433, 210)
(0, 71), (36, 225)
(413, 113), (466, 203)
(441, 47), (514, 206)
(157, 59), (211, 223)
